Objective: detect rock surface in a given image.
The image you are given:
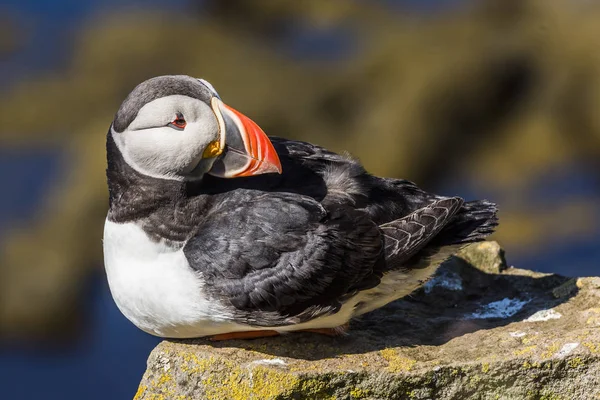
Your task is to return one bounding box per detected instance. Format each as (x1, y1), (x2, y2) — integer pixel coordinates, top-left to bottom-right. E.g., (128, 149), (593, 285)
(136, 242), (600, 399)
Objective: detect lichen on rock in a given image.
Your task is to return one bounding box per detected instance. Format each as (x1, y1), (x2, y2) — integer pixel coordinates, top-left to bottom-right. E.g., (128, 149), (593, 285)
(136, 242), (600, 399)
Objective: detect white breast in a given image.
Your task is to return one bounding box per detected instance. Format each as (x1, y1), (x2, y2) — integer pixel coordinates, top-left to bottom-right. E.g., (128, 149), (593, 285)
(103, 219), (247, 338)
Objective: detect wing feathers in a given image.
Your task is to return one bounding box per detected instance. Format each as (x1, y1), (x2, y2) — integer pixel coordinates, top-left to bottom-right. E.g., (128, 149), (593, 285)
(380, 197), (464, 268)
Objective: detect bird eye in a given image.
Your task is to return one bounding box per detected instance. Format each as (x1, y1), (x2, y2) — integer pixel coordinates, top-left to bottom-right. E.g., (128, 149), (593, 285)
(168, 113), (187, 130)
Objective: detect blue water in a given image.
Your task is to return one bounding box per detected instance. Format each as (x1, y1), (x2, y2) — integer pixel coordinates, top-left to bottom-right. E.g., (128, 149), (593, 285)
(440, 163), (600, 278)
(512, 164), (600, 276)
(516, 238), (600, 277)
(0, 275), (160, 400)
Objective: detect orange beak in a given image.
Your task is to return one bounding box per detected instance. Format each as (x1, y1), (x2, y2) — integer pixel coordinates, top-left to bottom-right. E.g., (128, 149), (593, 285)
(209, 98), (282, 178)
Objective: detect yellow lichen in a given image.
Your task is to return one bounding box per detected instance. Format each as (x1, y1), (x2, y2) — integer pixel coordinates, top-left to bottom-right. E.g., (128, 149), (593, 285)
(167, 352), (337, 400)
(379, 349), (416, 373)
(567, 357), (584, 368)
(481, 363), (490, 373)
(583, 341), (600, 354)
(155, 373), (173, 387)
(522, 361), (541, 369)
(513, 345), (537, 357)
(177, 351), (204, 374)
(467, 374), (482, 388)
(145, 366), (177, 400)
(134, 385), (147, 400)
(522, 336), (534, 345)
(587, 316), (600, 326)
(350, 387), (369, 399)
(250, 367), (301, 398)
(541, 343), (560, 359)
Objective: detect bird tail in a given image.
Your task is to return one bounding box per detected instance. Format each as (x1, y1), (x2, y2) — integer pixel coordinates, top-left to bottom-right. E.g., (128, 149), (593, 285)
(431, 200), (499, 246)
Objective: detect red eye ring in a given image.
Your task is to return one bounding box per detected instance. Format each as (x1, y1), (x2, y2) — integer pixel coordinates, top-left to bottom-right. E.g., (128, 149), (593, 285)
(172, 118), (186, 128)
(168, 113), (187, 130)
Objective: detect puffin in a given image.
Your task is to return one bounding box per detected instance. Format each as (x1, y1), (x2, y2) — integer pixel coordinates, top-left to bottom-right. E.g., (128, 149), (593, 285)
(103, 75), (498, 340)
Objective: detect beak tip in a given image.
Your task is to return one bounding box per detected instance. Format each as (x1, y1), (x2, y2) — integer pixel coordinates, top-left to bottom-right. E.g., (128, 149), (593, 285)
(217, 101), (284, 178)
(267, 152), (283, 175)
(254, 158), (283, 176)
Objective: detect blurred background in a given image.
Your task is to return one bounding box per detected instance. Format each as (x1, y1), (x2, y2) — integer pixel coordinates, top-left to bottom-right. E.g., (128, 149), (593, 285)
(0, 0), (598, 398)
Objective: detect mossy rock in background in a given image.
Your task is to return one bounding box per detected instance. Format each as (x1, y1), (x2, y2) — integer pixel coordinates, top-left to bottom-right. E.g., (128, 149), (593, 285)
(136, 242), (600, 399)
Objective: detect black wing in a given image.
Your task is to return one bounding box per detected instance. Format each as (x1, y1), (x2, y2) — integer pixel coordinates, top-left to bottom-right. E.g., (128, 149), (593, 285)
(271, 137), (451, 221)
(183, 190), (383, 326)
(272, 138), (498, 244)
(380, 197), (464, 269)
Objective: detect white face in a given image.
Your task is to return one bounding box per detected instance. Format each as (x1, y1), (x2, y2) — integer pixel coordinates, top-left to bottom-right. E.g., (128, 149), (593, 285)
(112, 95), (220, 180)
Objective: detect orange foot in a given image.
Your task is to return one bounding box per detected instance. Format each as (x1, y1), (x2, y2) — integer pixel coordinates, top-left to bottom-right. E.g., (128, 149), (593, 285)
(301, 323), (350, 337)
(208, 330), (281, 341)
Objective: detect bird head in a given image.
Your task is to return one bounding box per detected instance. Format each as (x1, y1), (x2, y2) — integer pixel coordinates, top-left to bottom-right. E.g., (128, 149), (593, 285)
(110, 75), (282, 181)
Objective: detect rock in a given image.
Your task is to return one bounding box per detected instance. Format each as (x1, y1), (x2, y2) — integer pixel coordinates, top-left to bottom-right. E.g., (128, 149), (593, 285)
(136, 242), (600, 399)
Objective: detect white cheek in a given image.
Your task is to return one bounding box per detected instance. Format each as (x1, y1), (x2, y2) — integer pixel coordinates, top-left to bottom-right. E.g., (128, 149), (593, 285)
(132, 128), (199, 167)
(124, 123), (217, 178)
(113, 95), (220, 179)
